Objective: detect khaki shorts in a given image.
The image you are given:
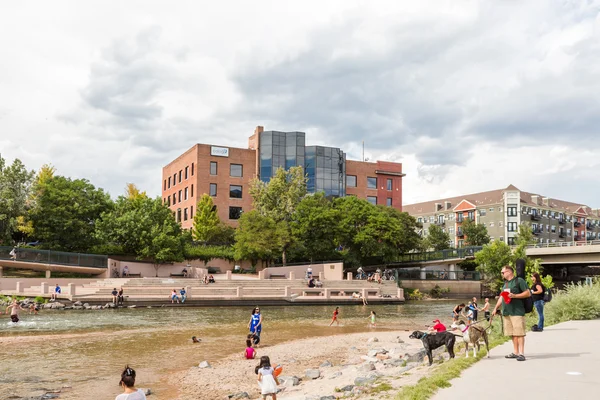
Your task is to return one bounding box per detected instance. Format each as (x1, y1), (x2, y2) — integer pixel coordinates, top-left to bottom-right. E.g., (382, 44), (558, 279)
(503, 315), (526, 337)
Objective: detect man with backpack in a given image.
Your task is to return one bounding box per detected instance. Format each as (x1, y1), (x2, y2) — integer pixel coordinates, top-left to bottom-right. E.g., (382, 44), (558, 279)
(491, 265), (531, 362)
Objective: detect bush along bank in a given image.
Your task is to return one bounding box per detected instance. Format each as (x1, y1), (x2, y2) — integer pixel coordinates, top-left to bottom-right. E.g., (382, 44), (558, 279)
(395, 277), (600, 400)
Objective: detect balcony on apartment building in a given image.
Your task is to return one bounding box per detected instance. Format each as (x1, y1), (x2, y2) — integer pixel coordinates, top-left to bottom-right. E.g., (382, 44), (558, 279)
(574, 234), (585, 241)
(558, 217), (566, 224)
(574, 221), (581, 227)
(456, 229), (464, 237)
(434, 220), (446, 227)
(586, 222), (593, 229)
(559, 230), (566, 238)
(532, 227), (542, 235)
(531, 212), (541, 221)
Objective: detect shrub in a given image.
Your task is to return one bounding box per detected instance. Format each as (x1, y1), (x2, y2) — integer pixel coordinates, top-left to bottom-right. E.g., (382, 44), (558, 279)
(406, 288), (424, 300)
(429, 285), (451, 299)
(544, 278), (600, 325)
(34, 296), (46, 304)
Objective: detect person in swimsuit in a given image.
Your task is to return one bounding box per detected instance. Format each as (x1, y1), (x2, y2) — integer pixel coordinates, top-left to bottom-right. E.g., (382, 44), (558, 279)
(481, 298), (491, 321)
(329, 307), (340, 326)
(368, 310), (376, 328)
(452, 303), (465, 322)
(248, 307), (263, 346)
(6, 299), (27, 323)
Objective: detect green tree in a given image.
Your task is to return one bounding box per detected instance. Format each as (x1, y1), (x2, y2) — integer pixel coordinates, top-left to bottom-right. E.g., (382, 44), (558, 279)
(0, 157), (35, 244)
(462, 218), (490, 246)
(475, 239), (513, 293)
(290, 192), (340, 262)
(234, 210), (287, 267)
(29, 175), (112, 252)
(249, 166), (307, 265)
(95, 194), (184, 276)
(424, 224), (452, 251)
(192, 194), (220, 243)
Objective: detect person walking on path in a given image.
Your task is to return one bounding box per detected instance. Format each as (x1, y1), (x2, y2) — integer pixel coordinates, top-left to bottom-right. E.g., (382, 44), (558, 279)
(6, 299), (27, 323)
(329, 307), (340, 326)
(116, 366), (146, 400)
(9, 246), (17, 260)
(491, 265), (531, 362)
(248, 307), (263, 346)
(530, 272), (545, 332)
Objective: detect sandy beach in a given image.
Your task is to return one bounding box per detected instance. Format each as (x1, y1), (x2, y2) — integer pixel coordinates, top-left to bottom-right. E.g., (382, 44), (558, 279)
(175, 329), (436, 400)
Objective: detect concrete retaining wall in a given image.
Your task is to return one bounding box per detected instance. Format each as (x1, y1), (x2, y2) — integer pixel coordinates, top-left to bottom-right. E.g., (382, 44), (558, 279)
(401, 280), (481, 298)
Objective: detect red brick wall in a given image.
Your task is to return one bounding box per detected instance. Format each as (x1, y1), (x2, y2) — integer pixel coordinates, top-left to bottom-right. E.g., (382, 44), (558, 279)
(162, 145), (199, 230)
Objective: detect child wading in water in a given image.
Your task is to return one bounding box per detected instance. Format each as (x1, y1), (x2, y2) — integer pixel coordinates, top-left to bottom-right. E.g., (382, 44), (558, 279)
(368, 311), (376, 328)
(255, 356), (279, 399)
(329, 307), (340, 326)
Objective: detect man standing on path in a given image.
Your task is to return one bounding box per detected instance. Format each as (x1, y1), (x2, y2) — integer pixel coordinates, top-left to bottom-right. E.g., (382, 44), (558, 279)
(492, 265), (531, 362)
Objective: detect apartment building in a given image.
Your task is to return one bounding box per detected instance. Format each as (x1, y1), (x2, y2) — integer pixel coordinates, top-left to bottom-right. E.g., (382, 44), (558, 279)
(162, 126), (405, 229)
(403, 184), (600, 247)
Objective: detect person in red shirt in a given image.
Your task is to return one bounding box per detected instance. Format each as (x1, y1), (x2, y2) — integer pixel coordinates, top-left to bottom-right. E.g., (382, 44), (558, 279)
(429, 319), (447, 332)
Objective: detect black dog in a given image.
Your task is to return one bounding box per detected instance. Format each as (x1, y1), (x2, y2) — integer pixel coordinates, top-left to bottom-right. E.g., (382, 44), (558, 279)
(409, 330), (456, 366)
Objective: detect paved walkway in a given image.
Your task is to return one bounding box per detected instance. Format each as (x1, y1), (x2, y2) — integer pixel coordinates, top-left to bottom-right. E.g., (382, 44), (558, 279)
(432, 319), (600, 400)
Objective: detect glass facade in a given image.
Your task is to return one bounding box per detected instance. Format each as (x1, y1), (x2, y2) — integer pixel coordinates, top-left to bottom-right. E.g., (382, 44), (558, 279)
(258, 131), (346, 197)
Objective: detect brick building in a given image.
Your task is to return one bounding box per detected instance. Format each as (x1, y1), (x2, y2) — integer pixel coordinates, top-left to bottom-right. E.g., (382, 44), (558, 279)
(162, 126), (405, 229)
(404, 184), (600, 247)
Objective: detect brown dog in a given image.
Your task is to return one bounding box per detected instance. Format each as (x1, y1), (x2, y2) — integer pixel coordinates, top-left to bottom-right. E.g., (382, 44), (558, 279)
(451, 322), (490, 358)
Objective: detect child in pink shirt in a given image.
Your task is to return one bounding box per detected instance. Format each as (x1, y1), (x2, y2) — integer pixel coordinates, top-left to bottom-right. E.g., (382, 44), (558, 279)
(244, 338), (256, 359)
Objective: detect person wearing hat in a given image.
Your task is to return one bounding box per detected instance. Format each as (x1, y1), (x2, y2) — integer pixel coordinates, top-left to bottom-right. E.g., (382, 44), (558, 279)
(429, 319), (447, 332)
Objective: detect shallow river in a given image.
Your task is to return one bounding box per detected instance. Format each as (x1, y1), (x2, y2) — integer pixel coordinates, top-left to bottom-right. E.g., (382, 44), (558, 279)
(0, 301), (456, 399)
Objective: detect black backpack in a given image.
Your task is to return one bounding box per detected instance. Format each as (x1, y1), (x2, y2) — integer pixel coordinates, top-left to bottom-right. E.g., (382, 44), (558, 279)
(514, 259), (534, 313)
(543, 287), (552, 303)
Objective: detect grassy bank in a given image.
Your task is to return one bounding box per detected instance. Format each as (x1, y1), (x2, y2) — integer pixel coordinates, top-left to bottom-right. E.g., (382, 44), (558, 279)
(395, 278), (600, 400)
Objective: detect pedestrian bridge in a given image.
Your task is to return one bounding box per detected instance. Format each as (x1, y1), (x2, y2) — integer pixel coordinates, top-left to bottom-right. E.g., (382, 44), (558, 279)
(0, 246), (107, 276)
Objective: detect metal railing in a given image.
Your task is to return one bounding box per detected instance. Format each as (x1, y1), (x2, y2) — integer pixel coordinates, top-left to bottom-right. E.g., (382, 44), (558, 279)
(393, 246), (483, 264)
(396, 268), (481, 281)
(0, 246), (108, 269)
(524, 240), (600, 249)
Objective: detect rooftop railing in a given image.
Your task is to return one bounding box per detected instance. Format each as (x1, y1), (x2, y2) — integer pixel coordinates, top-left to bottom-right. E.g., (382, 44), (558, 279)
(0, 246), (108, 269)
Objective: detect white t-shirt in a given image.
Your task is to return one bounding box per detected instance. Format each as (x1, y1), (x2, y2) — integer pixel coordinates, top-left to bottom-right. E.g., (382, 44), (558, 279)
(115, 389), (147, 400)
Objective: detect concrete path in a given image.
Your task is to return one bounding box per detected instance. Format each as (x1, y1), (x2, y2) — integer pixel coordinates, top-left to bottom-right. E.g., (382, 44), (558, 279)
(432, 319), (600, 400)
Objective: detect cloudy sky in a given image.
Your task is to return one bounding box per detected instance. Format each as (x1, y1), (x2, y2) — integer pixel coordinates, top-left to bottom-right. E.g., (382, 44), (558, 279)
(2, 0), (600, 207)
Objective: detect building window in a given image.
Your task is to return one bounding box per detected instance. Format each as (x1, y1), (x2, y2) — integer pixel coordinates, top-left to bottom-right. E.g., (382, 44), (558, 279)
(230, 164), (243, 177)
(551, 225), (556, 233)
(172, 193), (176, 204)
(191, 163), (194, 176)
(346, 175), (357, 187)
(429, 216), (435, 223)
(508, 237), (516, 245)
(507, 206), (517, 216)
(210, 161), (217, 176)
(173, 173), (177, 185)
(367, 177), (377, 189)
(230, 185), (242, 199)
(184, 187), (188, 200)
(178, 190), (182, 202)
(367, 196), (377, 205)
(191, 184), (194, 197)
(229, 206), (242, 220)
(448, 227), (455, 234)
(185, 166), (189, 180)
(490, 222), (495, 227)
(467, 211), (475, 221)
(210, 183), (217, 197)
(179, 170), (182, 182)
(176, 208), (181, 222)
(489, 207), (494, 212)
(417, 217), (423, 223)
(184, 208), (188, 221)
(498, 206), (503, 212)
(500, 236), (504, 242)
(498, 221), (503, 227)
(386, 198), (392, 206)
(168, 177), (171, 188)
(386, 179), (392, 191)
(163, 180), (166, 191)
(479, 208), (487, 216)
(190, 205), (194, 218)
(508, 222), (517, 232)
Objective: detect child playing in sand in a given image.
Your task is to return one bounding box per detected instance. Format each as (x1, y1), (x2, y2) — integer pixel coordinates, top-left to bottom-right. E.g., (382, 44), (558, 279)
(244, 338), (256, 359)
(368, 311), (376, 328)
(255, 356), (279, 400)
(329, 307), (340, 326)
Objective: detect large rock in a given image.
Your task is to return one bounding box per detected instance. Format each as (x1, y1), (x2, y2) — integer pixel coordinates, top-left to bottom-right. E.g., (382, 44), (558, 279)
(305, 369), (321, 379)
(198, 361), (211, 368)
(339, 384), (355, 392)
(358, 363), (376, 373)
(383, 358), (406, 367)
(406, 350), (426, 363)
(367, 337), (379, 343)
(319, 396), (336, 400)
(320, 360), (333, 367)
(226, 392), (249, 399)
(354, 375), (377, 385)
(278, 376), (300, 387)
(73, 301), (82, 306)
(367, 348), (388, 357)
(328, 371), (342, 379)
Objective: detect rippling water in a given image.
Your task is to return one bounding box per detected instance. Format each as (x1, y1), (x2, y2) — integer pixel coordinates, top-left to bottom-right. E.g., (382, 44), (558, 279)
(0, 301), (456, 399)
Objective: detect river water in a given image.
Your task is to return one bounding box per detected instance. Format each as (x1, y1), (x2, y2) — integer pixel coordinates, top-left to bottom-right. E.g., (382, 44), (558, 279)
(0, 301), (455, 399)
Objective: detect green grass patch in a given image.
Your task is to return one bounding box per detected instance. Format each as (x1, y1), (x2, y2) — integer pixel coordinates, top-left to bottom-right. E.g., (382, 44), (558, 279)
(371, 382), (394, 394)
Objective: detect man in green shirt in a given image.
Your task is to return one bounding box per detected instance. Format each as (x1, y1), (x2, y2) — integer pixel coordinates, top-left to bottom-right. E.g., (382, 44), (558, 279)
(491, 265), (531, 361)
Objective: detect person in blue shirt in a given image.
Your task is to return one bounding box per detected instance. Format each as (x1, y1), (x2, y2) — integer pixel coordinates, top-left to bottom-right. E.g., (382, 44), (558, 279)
(180, 288), (187, 303)
(248, 307), (263, 347)
(51, 284), (61, 301)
